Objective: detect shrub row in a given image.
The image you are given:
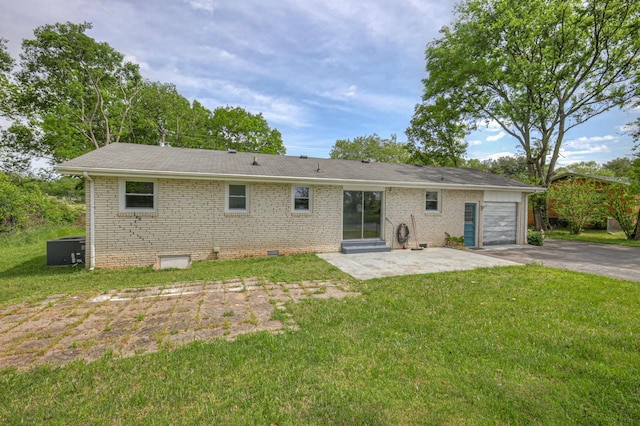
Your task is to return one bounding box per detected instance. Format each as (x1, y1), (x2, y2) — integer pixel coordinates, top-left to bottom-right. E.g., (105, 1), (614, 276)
(0, 173), (84, 233)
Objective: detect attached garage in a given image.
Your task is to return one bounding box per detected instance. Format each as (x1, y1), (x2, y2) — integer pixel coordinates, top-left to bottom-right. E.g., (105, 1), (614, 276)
(481, 191), (525, 246)
(483, 202), (517, 245)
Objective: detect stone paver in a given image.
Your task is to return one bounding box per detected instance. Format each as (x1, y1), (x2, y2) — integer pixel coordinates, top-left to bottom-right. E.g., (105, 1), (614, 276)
(0, 279), (357, 370)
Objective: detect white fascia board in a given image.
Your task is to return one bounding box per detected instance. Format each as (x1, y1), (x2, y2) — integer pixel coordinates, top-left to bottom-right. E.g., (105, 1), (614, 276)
(55, 166), (544, 193)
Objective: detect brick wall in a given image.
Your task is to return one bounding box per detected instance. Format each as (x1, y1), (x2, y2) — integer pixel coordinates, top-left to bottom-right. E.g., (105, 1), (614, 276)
(87, 177), (343, 268)
(384, 188), (483, 248)
(86, 177), (521, 268)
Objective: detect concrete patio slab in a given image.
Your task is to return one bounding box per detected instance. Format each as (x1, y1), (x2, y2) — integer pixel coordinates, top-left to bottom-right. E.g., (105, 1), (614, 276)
(318, 248), (521, 280)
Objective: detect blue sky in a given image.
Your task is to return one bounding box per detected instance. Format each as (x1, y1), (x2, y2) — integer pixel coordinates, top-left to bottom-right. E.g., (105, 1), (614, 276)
(1, 0), (638, 165)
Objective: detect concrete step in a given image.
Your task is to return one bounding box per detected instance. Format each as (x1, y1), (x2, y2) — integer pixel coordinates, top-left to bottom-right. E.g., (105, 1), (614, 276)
(341, 240), (392, 254)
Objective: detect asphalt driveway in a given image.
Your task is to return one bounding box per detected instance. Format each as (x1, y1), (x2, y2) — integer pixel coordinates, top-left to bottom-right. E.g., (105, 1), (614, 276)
(478, 239), (640, 282)
(319, 239), (639, 282)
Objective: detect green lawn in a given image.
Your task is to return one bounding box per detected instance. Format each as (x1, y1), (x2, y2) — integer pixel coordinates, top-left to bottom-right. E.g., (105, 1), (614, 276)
(547, 228), (640, 247)
(1, 227), (639, 424)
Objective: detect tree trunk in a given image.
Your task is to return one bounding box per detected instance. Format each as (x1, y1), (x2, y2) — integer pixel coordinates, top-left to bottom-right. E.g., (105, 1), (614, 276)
(633, 209), (640, 240)
(530, 191), (549, 231)
(533, 205), (545, 231)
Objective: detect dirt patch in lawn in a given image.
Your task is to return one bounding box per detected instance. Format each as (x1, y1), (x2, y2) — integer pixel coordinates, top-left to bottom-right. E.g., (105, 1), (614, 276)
(0, 278), (358, 371)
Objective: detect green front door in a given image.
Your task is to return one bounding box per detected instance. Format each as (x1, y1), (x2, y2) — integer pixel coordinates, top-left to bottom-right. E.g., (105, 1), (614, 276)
(464, 203), (477, 247)
(343, 191), (382, 240)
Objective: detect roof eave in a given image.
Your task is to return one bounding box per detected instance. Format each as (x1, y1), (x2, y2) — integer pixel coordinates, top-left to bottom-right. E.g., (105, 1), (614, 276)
(55, 166), (543, 192)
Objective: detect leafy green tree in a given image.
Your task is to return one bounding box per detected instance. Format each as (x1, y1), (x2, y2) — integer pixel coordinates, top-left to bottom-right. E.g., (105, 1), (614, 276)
(12, 22), (143, 161)
(406, 98), (468, 166)
(330, 134), (409, 163)
(461, 158), (488, 171)
(38, 176), (84, 201)
(485, 156), (528, 180)
(176, 101), (217, 148)
(628, 156), (640, 240)
(0, 38), (28, 174)
(555, 161), (613, 177)
(126, 81), (195, 146)
(209, 106), (285, 154)
(123, 83), (284, 153)
(603, 157), (633, 177)
(3, 22), (285, 161)
(0, 172), (81, 232)
(605, 183), (637, 239)
(0, 38), (15, 118)
(412, 0), (640, 230)
(464, 156), (528, 180)
(548, 178), (602, 234)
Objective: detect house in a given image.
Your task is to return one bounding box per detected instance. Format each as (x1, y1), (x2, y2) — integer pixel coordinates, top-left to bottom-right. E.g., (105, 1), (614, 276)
(528, 172), (633, 229)
(56, 143), (542, 269)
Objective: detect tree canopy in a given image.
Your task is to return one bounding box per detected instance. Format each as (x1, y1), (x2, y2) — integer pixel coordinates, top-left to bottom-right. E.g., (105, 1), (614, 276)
(465, 155), (529, 181)
(208, 106), (285, 155)
(0, 38), (14, 117)
(552, 157), (634, 178)
(406, 96), (468, 167)
(409, 0), (640, 227)
(14, 22), (143, 161)
(330, 134), (409, 163)
(0, 21), (285, 165)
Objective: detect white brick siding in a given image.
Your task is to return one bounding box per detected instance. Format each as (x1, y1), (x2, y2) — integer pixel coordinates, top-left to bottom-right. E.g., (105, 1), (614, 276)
(85, 177), (525, 268)
(384, 188), (483, 248)
(87, 177), (342, 268)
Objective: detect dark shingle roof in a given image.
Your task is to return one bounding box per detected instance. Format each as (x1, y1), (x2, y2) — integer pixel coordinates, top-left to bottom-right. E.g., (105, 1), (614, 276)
(56, 143), (541, 191)
(552, 172), (630, 185)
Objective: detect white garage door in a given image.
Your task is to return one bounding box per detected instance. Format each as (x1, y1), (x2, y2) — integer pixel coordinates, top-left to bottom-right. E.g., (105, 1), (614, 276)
(483, 202), (517, 245)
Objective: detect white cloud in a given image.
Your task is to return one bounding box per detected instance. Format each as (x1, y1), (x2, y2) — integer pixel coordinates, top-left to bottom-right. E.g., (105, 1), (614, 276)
(185, 0), (215, 13)
(317, 83), (414, 114)
(123, 54), (150, 72)
(617, 123), (639, 134)
(476, 119), (506, 133)
(345, 85), (357, 98)
(283, 0), (453, 51)
(560, 135), (615, 161)
(478, 152), (516, 161)
(3, 0), (636, 161)
(560, 144), (610, 156)
(486, 131), (505, 142)
(557, 141), (611, 167)
(564, 135), (615, 147)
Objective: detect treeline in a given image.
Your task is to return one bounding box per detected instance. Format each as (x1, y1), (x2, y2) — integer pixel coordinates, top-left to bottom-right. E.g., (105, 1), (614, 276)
(0, 22), (284, 171)
(0, 22), (286, 234)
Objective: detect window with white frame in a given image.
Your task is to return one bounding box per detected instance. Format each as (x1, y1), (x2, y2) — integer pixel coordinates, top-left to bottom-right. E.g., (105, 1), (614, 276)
(120, 179), (157, 211)
(227, 184), (248, 211)
(292, 186), (312, 212)
(425, 190), (440, 212)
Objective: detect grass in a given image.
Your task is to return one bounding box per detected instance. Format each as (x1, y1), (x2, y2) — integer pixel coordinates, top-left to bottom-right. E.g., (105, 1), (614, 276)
(547, 227), (640, 247)
(1, 227), (639, 424)
(0, 226), (351, 306)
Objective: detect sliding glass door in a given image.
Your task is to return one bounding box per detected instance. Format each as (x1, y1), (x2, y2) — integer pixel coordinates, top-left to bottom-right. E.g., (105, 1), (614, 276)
(342, 191), (382, 240)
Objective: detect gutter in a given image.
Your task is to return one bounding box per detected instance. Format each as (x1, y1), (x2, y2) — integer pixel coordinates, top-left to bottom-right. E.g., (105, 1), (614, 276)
(58, 167), (545, 193)
(83, 172), (96, 271)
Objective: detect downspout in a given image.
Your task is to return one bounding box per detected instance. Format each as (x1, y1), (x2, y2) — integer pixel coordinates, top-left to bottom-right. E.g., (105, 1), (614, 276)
(83, 172), (96, 271)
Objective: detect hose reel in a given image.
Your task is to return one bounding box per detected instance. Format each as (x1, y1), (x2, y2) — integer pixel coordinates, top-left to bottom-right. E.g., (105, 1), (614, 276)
(397, 223), (410, 247)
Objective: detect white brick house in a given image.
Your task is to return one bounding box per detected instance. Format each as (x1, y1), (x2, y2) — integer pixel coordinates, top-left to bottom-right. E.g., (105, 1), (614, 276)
(56, 143), (541, 269)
